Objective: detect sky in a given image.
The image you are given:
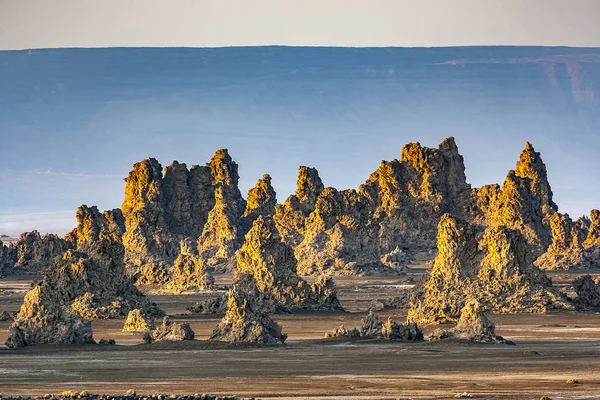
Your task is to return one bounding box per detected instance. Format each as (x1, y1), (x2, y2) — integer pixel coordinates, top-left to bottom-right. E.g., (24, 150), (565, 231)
(0, 2), (600, 236)
(2, 0), (600, 49)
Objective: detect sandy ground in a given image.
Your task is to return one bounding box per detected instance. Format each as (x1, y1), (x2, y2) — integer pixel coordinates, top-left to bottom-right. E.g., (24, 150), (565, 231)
(0, 271), (599, 399)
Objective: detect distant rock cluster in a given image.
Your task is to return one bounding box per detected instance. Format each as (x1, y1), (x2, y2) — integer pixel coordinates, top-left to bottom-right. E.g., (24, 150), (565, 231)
(4, 136), (600, 348)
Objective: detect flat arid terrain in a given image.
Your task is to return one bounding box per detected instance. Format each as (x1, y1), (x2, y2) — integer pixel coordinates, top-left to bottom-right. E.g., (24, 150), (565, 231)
(1, 271), (599, 400)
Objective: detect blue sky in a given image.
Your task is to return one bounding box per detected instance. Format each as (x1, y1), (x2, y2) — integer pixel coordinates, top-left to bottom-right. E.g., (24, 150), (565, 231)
(1, 46), (600, 235)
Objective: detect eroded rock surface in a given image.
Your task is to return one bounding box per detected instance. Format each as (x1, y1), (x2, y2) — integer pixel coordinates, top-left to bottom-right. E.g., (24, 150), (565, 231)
(430, 299), (513, 344)
(408, 214), (571, 325)
(6, 216), (164, 348)
(235, 216), (343, 312)
(325, 310), (422, 341)
(573, 275), (600, 308)
(197, 150), (247, 271)
(144, 316), (195, 343)
(12, 231), (72, 274)
(211, 274), (286, 344)
(122, 309), (155, 332)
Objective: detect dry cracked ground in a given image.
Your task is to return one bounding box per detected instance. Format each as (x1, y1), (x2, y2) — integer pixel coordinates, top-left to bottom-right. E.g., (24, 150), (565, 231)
(0, 270), (599, 400)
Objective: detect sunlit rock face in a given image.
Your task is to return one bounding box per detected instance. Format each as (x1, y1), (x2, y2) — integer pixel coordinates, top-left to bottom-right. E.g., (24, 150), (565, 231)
(274, 166), (325, 249)
(475, 142), (557, 256)
(407, 214), (571, 325)
(360, 137), (472, 258)
(197, 149), (247, 271)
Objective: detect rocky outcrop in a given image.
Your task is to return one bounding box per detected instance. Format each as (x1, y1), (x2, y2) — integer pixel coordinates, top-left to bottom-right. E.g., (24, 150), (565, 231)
(0, 239), (17, 277)
(325, 310), (423, 341)
(429, 299), (513, 344)
(12, 230), (72, 274)
(274, 166), (324, 248)
(121, 158), (174, 272)
(167, 240), (215, 292)
(573, 275), (600, 308)
(197, 150), (247, 271)
(6, 285), (94, 348)
(294, 187), (381, 275)
(475, 143), (557, 256)
(211, 274), (286, 344)
(7, 231), (164, 347)
(122, 309), (155, 332)
(534, 212), (589, 270)
(243, 174), (277, 225)
(361, 137), (472, 258)
(324, 325), (360, 338)
(144, 316), (195, 343)
(187, 293), (228, 314)
(235, 216), (343, 311)
(65, 205), (125, 248)
(407, 214), (571, 325)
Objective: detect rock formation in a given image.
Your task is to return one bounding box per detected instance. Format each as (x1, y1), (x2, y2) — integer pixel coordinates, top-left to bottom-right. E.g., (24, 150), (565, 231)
(6, 285), (94, 348)
(211, 274), (287, 344)
(474, 143), (557, 256)
(407, 214), (571, 325)
(235, 215), (343, 311)
(274, 166), (324, 248)
(167, 240), (215, 292)
(6, 206), (165, 347)
(197, 149), (247, 271)
(325, 310), (423, 341)
(324, 325), (360, 338)
(187, 293), (228, 314)
(0, 239), (17, 277)
(573, 275), (600, 308)
(429, 299), (513, 344)
(243, 174), (277, 225)
(122, 309), (155, 332)
(534, 212), (588, 270)
(144, 316), (195, 343)
(12, 230), (72, 274)
(294, 187), (382, 275)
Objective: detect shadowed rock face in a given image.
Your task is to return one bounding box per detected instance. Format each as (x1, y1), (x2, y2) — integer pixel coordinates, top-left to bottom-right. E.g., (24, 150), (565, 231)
(407, 214), (571, 325)
(573, 275), (600, 308)
(211, 274), (287, 344)
(0, 240), (17, 277)
(11, 230), (73, 275)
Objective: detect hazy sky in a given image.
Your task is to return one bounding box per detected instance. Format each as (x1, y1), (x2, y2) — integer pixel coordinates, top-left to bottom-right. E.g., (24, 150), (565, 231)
(2, 0), (600, 49)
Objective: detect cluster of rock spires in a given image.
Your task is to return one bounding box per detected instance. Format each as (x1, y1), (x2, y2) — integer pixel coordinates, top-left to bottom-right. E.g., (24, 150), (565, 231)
(6, 206), (163, 348)
(4, 137), (600, 348)
(324, 310), (423, 341)
(114, 139), (600, 278)
(407, 214), (571, 325)
(3, 138), (600, 281)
